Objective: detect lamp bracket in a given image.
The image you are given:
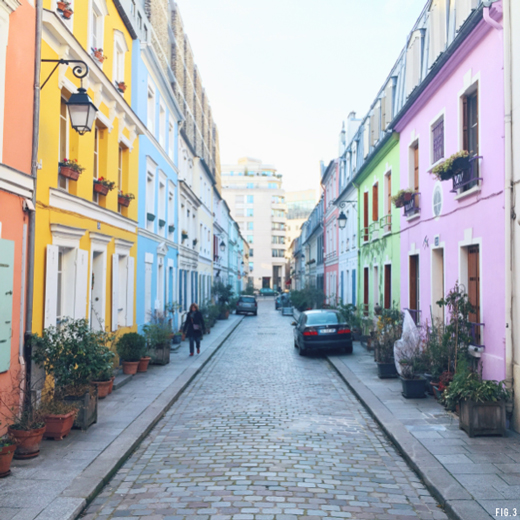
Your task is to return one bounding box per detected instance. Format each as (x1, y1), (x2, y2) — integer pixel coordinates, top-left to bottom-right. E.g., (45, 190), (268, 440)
(338, 200), (357, 209)
(41, 59), (89, 90)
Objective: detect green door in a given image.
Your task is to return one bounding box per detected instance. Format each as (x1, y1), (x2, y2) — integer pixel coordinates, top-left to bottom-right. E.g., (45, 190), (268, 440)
(0, 239), (15, 372)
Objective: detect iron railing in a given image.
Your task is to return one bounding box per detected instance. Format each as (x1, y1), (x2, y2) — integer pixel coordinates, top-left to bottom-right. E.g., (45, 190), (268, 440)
(450, 155), (483, 193)
(404, 192), (420, 217)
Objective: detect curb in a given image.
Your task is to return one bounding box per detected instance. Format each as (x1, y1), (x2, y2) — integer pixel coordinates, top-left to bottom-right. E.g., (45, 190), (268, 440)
(327, 356), (492, 520)
(35, 316), (244, 520)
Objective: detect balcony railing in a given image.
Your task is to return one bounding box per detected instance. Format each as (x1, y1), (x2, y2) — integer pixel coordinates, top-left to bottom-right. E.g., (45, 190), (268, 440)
(362, 226), (370, 243)
(370, 220), (380, 241)
(404, 192), (420, 217)
(450, 155), (483, 193)
(380, 214), (392, 234)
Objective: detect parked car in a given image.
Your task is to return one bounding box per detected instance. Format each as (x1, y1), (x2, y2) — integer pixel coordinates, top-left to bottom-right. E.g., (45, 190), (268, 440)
(236, 296), (258, 315)
(292, 310), (353, 356)
(259, 287), (277, 296)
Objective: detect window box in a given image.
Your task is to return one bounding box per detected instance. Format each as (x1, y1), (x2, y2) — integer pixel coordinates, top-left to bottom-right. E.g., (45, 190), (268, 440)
(391, 189), (414, 208)
(59, 159), (84, 181)
(118, 192), (134, 207)
(450, 155), (483, 193)
(168, 225), (175, 234)
(158, 219), (166, 228)
(146, 212), (155, 222)
(432, 151), (471, 182)
(116, 81), (127, 93)
(91, 48), (107, 64)
(403, 192), (420, 217)
(94, 182), (109, 196)
(181, 232), (188, 241)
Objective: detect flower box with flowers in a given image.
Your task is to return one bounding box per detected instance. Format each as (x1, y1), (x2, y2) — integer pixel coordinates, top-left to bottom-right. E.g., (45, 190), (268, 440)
(431, 151), (471, 182)
(93, 177), (115, 196)
(116, 81), (127, 93)
(57, 1), (73, 17)
(181, 231), (188, 241)
(391, 189), (414, 209)
(168, 224), (175, 234)
(118, 192), (135, 207)
(59, 159), (84, 181)
(91, 48), (107, 63)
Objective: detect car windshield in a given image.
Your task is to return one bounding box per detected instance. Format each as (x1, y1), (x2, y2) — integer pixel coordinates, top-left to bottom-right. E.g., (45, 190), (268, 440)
(306, 312), (340, 326)
(240, 297), (255, 303)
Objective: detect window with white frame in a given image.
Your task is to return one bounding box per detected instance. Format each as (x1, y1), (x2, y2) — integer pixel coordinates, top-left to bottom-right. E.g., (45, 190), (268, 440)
(157, 256), (165, 311)
(146, 166), (155, 232)
(405, 30), (424, 96)
(431, 116), (444, 165)
(158, 172), (166, 235)
(90, 0), (107, 58)
(112, 243), (134, 330)
(168, 121), (175, 160)
(147, 84), (155, 132)
(58, 96), (70, 190)
(168, 182), (175, 239)
(429, 0), (447, 64)
(159, 103), (166, 147)
(113, 30), (128, 86)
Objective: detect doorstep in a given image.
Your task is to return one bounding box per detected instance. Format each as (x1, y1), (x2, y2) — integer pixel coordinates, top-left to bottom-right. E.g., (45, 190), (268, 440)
(328, 345), (520, 520)
(0, 314), (244, 520)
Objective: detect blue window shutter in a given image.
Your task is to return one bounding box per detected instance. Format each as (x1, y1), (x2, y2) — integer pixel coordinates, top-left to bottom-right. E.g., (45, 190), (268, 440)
(0, 239), (15, 372)
(352, 269), (356, 306)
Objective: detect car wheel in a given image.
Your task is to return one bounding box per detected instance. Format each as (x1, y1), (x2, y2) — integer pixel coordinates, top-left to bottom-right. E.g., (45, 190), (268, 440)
(294, 339), (298, 348)
(298, 344), (306, 356)
(254, 312), (257, 316)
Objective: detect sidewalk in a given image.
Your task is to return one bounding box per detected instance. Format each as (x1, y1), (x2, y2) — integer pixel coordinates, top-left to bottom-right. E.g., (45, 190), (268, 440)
(0, 315), (244, 520)
(328, 345), (520, 520)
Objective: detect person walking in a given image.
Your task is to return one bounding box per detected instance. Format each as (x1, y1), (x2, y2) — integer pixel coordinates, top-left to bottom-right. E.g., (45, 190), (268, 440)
(182, 303), (205, 356)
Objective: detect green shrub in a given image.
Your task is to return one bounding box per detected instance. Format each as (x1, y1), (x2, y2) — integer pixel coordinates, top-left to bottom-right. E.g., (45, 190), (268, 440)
(116, 332), (146, 362)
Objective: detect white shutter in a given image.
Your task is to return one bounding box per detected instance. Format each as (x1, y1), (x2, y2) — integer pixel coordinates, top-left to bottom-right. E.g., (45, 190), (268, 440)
(111, 254), (119, 331)
(44, 245), (59, 329)
(126, 256), (134, 326)
(74, 249), (89, 320)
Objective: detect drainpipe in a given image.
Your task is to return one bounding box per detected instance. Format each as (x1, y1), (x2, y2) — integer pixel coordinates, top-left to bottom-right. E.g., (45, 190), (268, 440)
(503, 0), (516, 422)
(483, 1), (504, 32)
(24, 0), (43, 394)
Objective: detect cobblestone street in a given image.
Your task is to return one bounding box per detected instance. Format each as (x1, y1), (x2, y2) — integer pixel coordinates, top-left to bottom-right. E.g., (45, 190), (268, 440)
(82, 300), (447, 520)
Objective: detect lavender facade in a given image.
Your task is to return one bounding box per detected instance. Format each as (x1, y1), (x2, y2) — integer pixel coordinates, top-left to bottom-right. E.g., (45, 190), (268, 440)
(394, 3), (506, 380)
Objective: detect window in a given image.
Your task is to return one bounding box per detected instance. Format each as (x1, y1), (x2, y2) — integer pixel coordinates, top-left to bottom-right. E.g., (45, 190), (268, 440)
(168, 122), (175, 161)
(146, 165), (155, 231)
(268, 182), (277, 189)
(429, 0), (447, 64)
(409, 255), (420, 324)
(117, 145), (128, 213)
(384, 264), (391, 309)
(112, 251), (134, 330)
(168, 183), (175, 239)
(462, 88), (479, 189)
(147, 85), (155, 132)
(247, 183), (254, 189)
(235, 195), (244, 204)
(247, 235), (253, 244)
(90, 0), (106, 58)
(113, 30), (128, 85)
(159, 104), (166, 147)
(246, 208), (254, 217)
(249, 262), (254, 272)
(158, 173), (166, 235)
(272, 249), (285, 258)
(372, 183), (378, 222)
(247, 222), (253, 230)
(412, 142), (419, 192)
(93, 126), (100, 203)
(405, 30), (423, 96)
(249, 249), (253, 257)
(247, 195), (254, 204)
(58, 97), (69, 190)
(431, 117), (444, 164)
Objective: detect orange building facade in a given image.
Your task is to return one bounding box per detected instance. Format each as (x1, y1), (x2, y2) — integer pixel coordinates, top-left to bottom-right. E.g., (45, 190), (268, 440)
(0, 0), (36, 435)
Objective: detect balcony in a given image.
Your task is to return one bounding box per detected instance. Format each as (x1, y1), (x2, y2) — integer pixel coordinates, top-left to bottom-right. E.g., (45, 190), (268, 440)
(450, 156), (483, 193)
(404, 192), (420, 218)
(379, 214), (392, 235)
(370, 220), (380, 241)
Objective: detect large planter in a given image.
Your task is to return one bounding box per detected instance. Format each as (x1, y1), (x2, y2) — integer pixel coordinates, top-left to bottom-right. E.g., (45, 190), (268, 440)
(59, 165), (80, 181)
(92, 379), (111, 399)
(64, 389), (98, 431)
(138, 356), (151, 373)
(108, 376), (115, 394)
(122, 361), (139, 375)
(0, 444), (16, 477)
(44, 411), (76, 441)
(218, 310), (230, 320)
(93, 182), (109, 196)
(400, 376), (427, 399)
(459, 399), (506, 438)
(377, 361), (398, 379)
(8, 427), (45, 459)
(172, 334), (182, 345)
(150, 343), (170, 366)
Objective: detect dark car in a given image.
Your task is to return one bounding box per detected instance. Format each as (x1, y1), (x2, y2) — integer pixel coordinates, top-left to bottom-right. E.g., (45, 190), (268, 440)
(292, 310), (353, 356)
(275, 293), (290, 310)
(236, 296), (258, 315)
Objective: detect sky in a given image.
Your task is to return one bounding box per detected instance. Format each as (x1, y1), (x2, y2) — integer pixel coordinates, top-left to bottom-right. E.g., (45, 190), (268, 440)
(177, 0), (427, 193)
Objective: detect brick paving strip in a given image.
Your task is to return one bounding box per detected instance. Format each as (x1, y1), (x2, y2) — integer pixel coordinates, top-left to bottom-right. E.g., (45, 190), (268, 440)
(79, 301), (449, 520)
(328, 348), (520, 520)
(0, 315), (244, 520)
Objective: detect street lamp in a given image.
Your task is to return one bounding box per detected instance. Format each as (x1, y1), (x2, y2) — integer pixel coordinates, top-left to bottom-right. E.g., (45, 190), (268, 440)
(220, 241), (226, 252)
(66, 88), (98, 135)
(338, 211), (348, 229)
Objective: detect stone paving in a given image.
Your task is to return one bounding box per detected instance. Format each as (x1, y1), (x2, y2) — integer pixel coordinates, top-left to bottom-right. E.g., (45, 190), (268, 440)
(81, 301), (447, 520)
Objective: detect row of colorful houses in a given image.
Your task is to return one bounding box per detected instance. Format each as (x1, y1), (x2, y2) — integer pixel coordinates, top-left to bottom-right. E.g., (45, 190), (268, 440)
(0, 0), (249, 436)
(295, 0), (520, 433)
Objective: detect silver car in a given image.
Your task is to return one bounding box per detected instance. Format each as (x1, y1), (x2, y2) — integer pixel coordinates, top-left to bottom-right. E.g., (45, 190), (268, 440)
(236, 296), (258, 316)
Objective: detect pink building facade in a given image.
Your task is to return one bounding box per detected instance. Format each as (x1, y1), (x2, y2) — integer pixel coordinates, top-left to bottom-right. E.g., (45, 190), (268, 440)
(322, 160), (340, 305)
(395, 12), (506, 380)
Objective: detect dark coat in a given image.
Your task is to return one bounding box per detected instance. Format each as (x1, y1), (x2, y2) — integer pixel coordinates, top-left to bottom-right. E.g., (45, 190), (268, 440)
(183, 310), (205, 338)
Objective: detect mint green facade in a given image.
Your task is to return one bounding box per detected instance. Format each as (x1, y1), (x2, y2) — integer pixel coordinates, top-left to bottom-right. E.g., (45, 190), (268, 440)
(357, 134), (401, 314)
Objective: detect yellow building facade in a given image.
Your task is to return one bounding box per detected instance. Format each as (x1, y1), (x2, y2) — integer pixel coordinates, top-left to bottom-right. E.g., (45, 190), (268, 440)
(34, 2), (145, 344)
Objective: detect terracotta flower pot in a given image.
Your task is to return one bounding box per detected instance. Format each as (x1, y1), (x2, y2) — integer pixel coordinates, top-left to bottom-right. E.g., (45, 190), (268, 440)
(94, 182), (109, 196)
(94, 51), (105, 62)
(138, 357), (151, 373)
(403, 192), (413, 202)
(57, 1), (67, 10)
(0, 444), (16, 478)
(122, 361), (139, 375)
(44, 411), (76, 441)
(92, 379), (111, 399)
(118, 196), (130, 207)
(117, 82), (126, 92)
(59, 165), (80, 180)
(108, 376), (115, 394)
(63, 9), (72, 19)
(8, 427), (45, 459)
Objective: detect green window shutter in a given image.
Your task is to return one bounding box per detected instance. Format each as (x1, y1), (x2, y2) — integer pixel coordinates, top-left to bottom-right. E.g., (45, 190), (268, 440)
(0, 239), (15, 373)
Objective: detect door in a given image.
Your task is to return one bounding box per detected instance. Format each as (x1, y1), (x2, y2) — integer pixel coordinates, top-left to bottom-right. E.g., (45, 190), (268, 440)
(409, 255), (419, 323)
(384, 264), (391, 309)
(363, 267), (369, 316)
(468, 245), (480, 343)
(386, 173), (392, 229)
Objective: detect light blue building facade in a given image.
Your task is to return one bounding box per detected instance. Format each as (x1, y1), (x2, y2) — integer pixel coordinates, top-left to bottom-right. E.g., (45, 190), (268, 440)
(126, 3), (184, 331)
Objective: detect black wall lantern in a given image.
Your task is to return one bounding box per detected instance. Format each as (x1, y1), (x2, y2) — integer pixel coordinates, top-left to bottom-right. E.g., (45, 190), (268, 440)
(220, 241), (226, 252)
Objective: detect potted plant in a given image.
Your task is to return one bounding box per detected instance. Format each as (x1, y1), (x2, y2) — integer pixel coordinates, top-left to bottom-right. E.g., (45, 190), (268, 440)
(40, 398), (78, 441)
(59, 158), (84, 181)
(7, 404), (45, 460)
(57, 1), (73, 17)
(57, 1), (69, 11)
(147, 212), (156, 222)
(168, 224), (175, 234)
(92, 47), (107, 63)
(193, 238), (198, 247)
(374, 309), (402, 379)
(398, 346), (427, 399)
(213, 281), (235, 320)
(171, 331), (183, 345)
(93, 177), (115, 196)
(159, 219), (166, 228)
(116, 81), (127, 93)
(33, 318), (114, 431)
(0, 431), (16, 477)
(91, 366), (114, 399)
(391, 189), (414, 208)
(118, 191), (135, 207)
(116, 333), (146, 374)
(138, 353), (152, 373)
(431, 150), (471, 181)
(143, 311), (172, 365)
(181, 230), (188, 241)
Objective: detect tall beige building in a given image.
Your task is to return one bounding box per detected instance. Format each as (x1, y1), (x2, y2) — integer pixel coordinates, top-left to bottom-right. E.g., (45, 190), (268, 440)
(221, 158), (287, 290)
(285, 190), (317, 248)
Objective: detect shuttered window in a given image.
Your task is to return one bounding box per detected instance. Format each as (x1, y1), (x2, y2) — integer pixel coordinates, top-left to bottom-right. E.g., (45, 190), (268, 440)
(409, 255), (419, 323)
(413, 144), (420, 192)
(384, 265), (392, 310)
(363, 192), (369, 242)
(462, 88), (479, 189)
(0, 239), (14, 372)
(468, 246), (480, 343)
(372, 183), (379, 222)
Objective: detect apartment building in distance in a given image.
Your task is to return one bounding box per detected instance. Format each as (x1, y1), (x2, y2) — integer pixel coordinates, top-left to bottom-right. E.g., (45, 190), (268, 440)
(285, 189), (316, 248)
(221, 158), (287, 290)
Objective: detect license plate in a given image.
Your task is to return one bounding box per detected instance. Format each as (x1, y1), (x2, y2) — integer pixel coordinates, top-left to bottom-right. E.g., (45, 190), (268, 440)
(320, 328), (335, 334)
